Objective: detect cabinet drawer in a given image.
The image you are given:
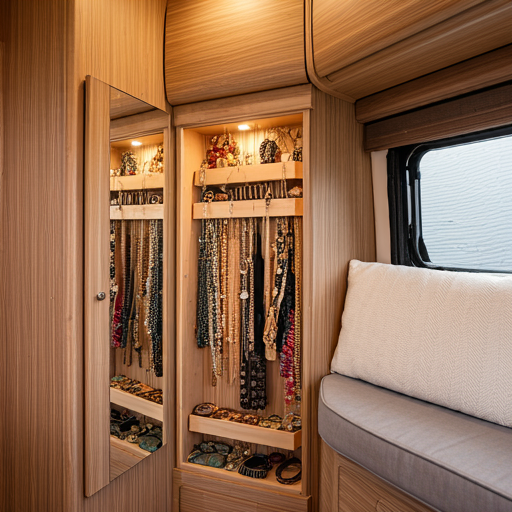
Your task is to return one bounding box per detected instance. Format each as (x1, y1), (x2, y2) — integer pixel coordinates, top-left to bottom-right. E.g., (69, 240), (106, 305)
(180, 486), (284, 512)
(338, 457), (434, 512)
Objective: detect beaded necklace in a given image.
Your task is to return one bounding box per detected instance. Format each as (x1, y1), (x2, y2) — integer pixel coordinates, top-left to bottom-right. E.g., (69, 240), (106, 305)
(293, 217), (302, 408)
(120, 220), (132, 349)
(196, 219), (209, 348)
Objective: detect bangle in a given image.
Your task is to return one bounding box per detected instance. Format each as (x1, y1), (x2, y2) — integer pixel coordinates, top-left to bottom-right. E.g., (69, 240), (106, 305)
(192, 403), (218, 417)
(238, 454), (272, 479)
(269, 452), (286, 465)
(276, 457), (302, 485)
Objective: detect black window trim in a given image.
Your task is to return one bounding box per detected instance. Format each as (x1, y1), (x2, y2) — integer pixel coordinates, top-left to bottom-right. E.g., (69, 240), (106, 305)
(387, 124), (512, 274)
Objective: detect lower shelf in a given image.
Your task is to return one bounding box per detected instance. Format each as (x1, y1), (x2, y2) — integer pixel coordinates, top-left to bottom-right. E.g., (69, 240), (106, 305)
(110, 435), (150, 480)
(181, 461), (302, 495)
(189, 414), (301, 451)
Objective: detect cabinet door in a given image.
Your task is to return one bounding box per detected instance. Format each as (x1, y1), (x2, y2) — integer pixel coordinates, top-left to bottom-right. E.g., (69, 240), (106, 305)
(84, 75), (172, 496)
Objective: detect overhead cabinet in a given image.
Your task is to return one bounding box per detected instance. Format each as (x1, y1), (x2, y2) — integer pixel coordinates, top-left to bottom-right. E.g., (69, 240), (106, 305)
(308, 0), (512, 101)
(165, 0), (307, 105)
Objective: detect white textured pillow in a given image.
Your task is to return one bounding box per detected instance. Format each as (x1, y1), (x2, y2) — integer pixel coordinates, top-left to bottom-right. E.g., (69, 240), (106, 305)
(331, 260), (512, 427)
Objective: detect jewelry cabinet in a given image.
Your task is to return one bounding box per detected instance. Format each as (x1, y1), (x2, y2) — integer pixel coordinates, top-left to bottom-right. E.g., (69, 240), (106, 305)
(173, 84), (375, 512)
(84, 76), (173, 496)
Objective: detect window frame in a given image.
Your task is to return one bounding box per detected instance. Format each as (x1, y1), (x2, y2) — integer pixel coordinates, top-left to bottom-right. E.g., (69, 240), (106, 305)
(387, 124), (512, 274)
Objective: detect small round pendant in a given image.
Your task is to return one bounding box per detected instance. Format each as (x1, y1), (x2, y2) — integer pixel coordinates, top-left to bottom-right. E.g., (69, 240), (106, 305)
(240, 291), (249, 300)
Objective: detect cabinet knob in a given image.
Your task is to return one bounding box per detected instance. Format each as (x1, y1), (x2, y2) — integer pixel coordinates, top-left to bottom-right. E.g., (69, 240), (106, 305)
(96, 291), (106, 301)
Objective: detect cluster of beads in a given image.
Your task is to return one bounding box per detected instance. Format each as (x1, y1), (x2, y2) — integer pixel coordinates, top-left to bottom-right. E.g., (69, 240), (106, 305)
(110, 219), (163, 376)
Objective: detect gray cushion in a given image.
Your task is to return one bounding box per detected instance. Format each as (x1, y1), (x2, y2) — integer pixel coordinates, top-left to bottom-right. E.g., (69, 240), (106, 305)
(319, 374), (512, 512)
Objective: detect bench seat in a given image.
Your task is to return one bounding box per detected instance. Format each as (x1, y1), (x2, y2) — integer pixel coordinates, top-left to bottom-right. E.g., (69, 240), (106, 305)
(319, 373), (512, 512)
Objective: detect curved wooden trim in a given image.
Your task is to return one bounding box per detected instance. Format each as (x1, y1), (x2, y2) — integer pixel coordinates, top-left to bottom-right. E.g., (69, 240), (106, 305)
(356, 45), (512, 123)
(304, 0), (356, 104)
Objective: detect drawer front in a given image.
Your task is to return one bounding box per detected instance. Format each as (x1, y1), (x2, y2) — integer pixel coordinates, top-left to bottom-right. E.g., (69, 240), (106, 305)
(180, 486), (287, 512)
(338, 458), (434, 512)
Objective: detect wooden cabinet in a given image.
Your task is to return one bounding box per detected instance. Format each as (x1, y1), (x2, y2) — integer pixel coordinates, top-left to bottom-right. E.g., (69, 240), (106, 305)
(173, 84), (375, 511)
(307, 0), (512, 102)
(320, 442), (435, 512)
(164, 0), (307, 105)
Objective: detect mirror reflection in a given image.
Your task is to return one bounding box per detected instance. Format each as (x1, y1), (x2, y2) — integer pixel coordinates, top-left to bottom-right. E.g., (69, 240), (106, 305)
(107, 89), (165, 480)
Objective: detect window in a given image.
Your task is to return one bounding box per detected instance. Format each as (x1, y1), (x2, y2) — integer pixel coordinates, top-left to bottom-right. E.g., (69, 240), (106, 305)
(388, 126), (512, 273)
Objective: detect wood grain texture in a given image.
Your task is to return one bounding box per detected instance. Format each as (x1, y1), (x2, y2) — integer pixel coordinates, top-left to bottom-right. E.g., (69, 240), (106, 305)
(0, 2), (80, 511)
(356, 45), (512, 123)
(76, 0), (168, 111)
(194, 161), (303, 187)
(174, 469), (311, 512)
(1, 1), (172, 511)
(365, 83), (512, 151)
(84, 76), (112, 497)
(312, 0), (485, 78)
(326, 0), (512, 100)
(180, 485), (294, 512)
(110, 389), (163, 422)
(192, 198), (303, 219)
(110, 110), (169, 141)
(188, 415), (301, 451)
(174, 85), (313, 128)
(304, 88), (375, 511)
(175, 86), (375, 512)
(165, 0), (307, 105)
(337, 452), (435, 512)
(304, 0), (355, 103)
(109, 437), (150, 481)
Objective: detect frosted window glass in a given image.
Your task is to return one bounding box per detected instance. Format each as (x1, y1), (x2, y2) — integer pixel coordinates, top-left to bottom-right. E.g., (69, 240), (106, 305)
(420, 135), (512, 271)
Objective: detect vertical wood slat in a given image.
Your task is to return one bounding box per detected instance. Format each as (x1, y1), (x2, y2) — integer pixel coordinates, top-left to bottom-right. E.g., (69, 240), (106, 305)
(84, 75), (111, 497)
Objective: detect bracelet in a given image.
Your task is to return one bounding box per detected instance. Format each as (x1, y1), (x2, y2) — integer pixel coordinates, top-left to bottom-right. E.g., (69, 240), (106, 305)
(238, 454), (272, 479)
(192, 403), (218, 417)
(275, 457), (302, 485)
(269, 452), (286, 465)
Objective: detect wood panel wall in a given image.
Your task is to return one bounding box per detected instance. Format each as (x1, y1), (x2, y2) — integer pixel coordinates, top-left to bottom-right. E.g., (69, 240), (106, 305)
(1, 2), (76, 511)
(305, 88), (375, 510)
(0, 1), (171, 511)
(76, 0), (168, 111)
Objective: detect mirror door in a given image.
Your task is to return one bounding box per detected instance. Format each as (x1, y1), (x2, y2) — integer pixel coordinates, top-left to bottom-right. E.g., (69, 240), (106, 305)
(84, 76), (171, 496)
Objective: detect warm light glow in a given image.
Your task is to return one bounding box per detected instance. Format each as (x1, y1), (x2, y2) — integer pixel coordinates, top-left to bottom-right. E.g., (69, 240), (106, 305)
(238, 124), (251, 131)
(131, 140), (143, 146)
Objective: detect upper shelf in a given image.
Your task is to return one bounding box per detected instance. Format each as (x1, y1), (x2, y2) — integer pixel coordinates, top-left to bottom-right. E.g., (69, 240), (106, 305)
(192, 198), (302, 220)
(110, 173), (164, 191)
(110, 204), (163, 220)
(110, 388), (163, 422)
(193, 161), (303, 187)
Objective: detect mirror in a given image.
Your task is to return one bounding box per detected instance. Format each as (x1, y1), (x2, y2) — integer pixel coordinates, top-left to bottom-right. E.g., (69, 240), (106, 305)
(84, 77), (170, 495)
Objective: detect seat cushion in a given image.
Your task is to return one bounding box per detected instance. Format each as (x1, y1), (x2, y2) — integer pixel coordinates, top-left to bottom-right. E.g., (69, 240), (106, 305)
(330, 260), (512, 427)
(319, 374), (512, 512)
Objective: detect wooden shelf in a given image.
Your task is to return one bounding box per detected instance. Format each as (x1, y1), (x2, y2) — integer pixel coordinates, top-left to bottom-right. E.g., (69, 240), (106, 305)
(181, 461), (302, 494)
(189, 415), (301, 451)
(110, 388), (163, 421)
(193, 161), (303, 187)
(192, 198), (302, 219)
(110, 435), (150, 481)
(110, 204), (163, 220)
(110, 173), (164, 191)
